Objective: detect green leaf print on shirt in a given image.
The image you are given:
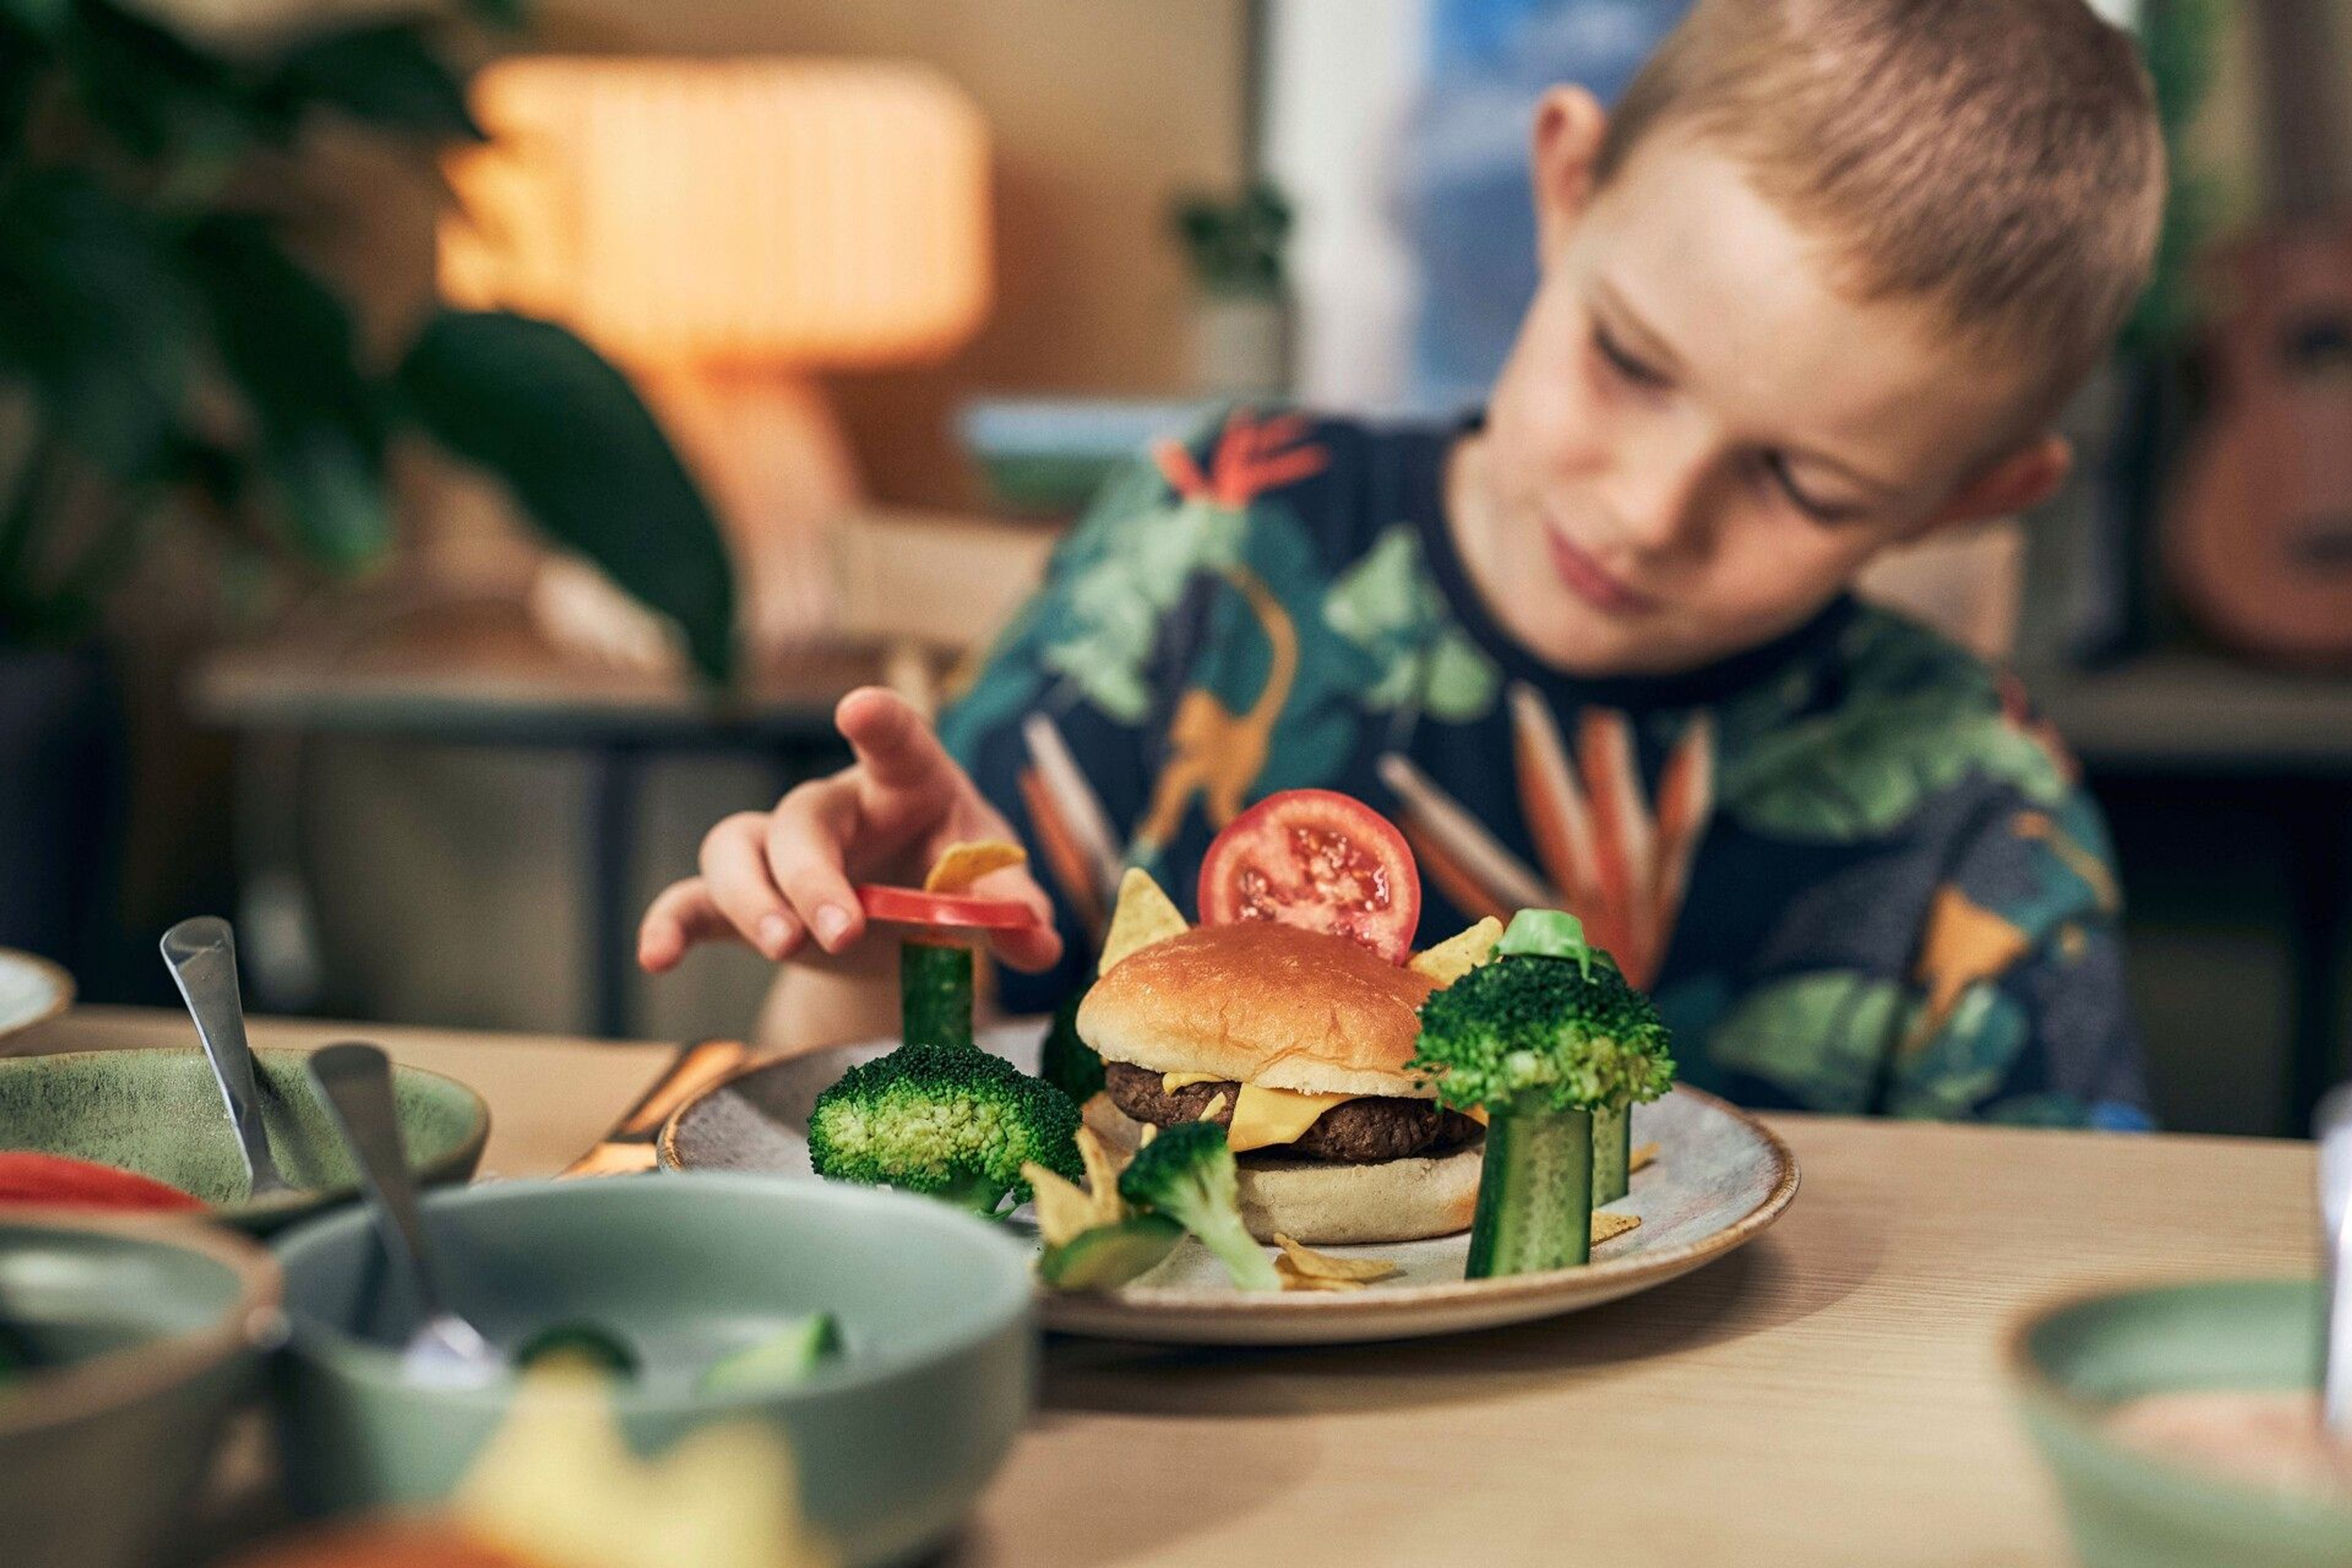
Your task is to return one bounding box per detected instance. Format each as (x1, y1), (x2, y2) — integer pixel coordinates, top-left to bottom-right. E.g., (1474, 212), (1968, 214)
(1715, 612), (2070, 842)
(1322, 526), (1500, 722)
(1708, 969), (2031, 1117)
(1040, 484), (1252, 723)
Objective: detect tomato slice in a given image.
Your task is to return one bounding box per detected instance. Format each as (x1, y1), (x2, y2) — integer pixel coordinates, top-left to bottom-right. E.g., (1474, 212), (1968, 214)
(1197, 789), (1422, 963)
(0, 1152), (206, 1213)
(855, 884), (1040, 932)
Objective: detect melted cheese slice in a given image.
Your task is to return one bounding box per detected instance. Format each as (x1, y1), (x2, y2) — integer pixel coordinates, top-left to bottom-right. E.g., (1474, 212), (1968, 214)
(1162, 1071), (1226, 1093)
(1225, 1084), (1360, 1152)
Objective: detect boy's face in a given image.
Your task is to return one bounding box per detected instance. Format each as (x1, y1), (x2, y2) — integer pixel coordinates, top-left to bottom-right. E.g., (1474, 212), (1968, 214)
(1458, 91), (2070, 677)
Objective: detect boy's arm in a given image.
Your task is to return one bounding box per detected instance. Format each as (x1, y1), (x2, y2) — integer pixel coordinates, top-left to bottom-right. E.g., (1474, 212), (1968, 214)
(1885, 782), (2150, 1128)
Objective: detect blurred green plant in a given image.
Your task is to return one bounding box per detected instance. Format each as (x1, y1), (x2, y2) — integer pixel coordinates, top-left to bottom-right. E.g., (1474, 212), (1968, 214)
(1169, 179), (1290, 299)
(0, 0), (735, 681)
(2122, 0), (2225, 358)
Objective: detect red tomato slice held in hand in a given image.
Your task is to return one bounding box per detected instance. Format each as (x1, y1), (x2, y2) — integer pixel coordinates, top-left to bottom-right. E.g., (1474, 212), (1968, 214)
(855, 885), (1041, 932)
(1197, 789), (1422, 963)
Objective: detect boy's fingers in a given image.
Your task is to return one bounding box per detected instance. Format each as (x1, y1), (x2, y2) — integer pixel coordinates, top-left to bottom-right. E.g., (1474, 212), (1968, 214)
(835, 687), (959, 796)
(638, 878), (756, 972)
(699, 812), (804, 961)
(765, 790), (867, 955)
(989, 918), (1064, 974)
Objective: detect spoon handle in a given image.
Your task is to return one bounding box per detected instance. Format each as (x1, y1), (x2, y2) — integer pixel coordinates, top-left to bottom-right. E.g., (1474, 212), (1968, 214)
(310, 1042), (450, 1323)
(160, 916), (288, 1197)
(2318, 1084), (2352, 1433)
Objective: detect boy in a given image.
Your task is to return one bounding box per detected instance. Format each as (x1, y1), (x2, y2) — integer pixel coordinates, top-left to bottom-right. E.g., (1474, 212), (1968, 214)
(641, 0), (2164, 1126)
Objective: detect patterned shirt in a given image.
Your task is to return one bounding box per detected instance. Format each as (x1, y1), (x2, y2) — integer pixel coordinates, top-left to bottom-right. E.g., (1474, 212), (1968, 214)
(939, 410), (2150, 1128)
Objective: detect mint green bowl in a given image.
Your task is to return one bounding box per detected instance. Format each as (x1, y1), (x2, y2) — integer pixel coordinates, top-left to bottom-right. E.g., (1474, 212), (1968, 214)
(0, 1049), (489, 1235)
(2010, 1278), (2352, 1567)
(271, 1174), (1036, 1567)
(0, 1212), (282, 1568)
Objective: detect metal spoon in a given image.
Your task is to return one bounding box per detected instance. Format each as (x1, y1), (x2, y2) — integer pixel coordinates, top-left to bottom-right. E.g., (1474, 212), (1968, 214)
(308, 1042), (499, 1387)
(2318, 1083), (2352, 1434)
(160, 916), (293, 1200)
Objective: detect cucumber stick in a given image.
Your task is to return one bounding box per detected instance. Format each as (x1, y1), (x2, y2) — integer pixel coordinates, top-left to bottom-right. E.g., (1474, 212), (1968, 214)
(1038, 1213), (1185, 1290)
(1592, 1101), (1632, 1205)
(1465, 1098), (1593, 1278)
(900, 941), (975, 1049)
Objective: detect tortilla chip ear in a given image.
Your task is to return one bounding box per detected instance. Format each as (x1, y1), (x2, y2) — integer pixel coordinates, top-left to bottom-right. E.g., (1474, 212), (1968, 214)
(1099, 868), (1189, 976)
(924, 840), (1028, 894)
(1408, 916), (1506, 986)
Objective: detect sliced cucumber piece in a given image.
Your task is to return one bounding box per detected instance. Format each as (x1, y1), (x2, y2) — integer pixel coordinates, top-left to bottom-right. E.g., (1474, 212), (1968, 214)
(900, 941), (975, 1050)
(698, 1313), (841, 1395)
(1592, 1101), (1632, 1205)
(1038, 1213), (1185, 1291)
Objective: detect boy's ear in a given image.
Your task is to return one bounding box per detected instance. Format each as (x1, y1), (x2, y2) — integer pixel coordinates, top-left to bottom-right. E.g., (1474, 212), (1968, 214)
(1531, 86), (1610, 268)
(1918, 435), (2072, 533)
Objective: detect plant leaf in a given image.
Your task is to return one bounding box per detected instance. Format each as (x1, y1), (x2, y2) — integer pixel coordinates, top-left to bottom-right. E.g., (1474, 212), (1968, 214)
(61, 0), (287, 161)
(183, 217), (393, 570)
(265, 22), (483, 140)
(0, 0), (67, 36)
(398, 310), (735, 684)
(0, 171), (196, 480)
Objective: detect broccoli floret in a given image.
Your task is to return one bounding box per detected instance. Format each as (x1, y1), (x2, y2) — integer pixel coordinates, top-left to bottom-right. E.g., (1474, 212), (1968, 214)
(1408, 943), (1674, 1115)
(1038, 978), (1106, 1104)
(1408, 910), (1675, 1278)
(1115, 1121), (1281, 1292)
(808, 1044), (1082, 1218)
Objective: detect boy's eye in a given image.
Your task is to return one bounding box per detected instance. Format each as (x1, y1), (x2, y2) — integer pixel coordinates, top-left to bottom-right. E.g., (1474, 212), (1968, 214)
(1765, 453), (1863, 525)
(1593, 324), (1668, 389)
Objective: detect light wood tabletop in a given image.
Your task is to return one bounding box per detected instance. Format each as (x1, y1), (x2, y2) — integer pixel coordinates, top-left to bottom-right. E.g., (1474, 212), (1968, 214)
(9, 1008), (2323, 1566)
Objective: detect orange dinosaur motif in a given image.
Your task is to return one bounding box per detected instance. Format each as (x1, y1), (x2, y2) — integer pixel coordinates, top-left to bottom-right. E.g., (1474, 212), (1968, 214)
(1131, 411), (1328, 853)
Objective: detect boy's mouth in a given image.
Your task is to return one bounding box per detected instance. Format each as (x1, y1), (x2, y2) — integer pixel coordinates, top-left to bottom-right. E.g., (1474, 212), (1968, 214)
(1545, 529), (1658, 617)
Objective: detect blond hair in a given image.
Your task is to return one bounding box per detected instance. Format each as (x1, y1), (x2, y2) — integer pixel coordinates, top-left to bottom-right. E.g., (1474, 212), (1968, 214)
(1596, 0), (2165, 421)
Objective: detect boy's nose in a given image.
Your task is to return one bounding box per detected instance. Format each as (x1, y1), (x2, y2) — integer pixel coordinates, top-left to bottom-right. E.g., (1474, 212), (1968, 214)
(1600, 435), (1716, 559)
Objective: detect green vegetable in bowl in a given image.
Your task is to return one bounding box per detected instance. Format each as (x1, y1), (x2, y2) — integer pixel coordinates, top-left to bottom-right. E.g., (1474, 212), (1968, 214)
(808, 1043), (1083, 1218)
(1410, 910), (1674, 1278)
(1038, 979), (1105, 1105)
(1116, 1122), (1280, 1293)
(513, 1322), (640, 1379)
(698, 1313), (840, 1395)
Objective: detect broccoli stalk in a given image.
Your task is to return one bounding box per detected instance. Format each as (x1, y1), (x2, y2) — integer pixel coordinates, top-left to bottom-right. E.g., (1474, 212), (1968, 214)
(1410, 910), (1674, 1280)
(1116, 1121), (1281, 1292)
(807, 1043), (1082, 1218)
(1592, 1102), (1633, 1206)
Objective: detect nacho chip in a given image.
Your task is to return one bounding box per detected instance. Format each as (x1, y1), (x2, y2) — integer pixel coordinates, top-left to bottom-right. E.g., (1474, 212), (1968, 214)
(1591, 1211), (1642, 1245)
(1408, 917), (1505, 986)
(1272, 1232), (1401, 1284)
(1024, 1163), (1099, 1248)
(1074, 1126), (1127, 1229)
(1099, 867), (1189, 975)
(924, 840), (1028, 894)
(1276, 1259), (1369, 1293)
(1629, 1142), (1660, 1175)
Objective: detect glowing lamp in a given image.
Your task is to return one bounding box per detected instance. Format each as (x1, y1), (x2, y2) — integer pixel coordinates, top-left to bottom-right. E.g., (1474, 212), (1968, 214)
(440, 57), (992, 649)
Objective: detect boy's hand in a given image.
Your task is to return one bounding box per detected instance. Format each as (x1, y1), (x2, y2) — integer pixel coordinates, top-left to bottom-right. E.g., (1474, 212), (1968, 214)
(638, 687), (1063, 975)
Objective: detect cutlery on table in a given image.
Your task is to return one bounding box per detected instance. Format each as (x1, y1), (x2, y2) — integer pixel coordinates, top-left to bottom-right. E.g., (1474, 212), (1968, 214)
(309, 1041), (500, 1386)
(160, 916), (295, 1200)
(561, 1038), (752, 1178)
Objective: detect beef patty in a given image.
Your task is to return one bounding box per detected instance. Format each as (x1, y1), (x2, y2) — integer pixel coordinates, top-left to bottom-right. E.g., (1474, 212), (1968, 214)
(1101, 1060), (1483, 1164)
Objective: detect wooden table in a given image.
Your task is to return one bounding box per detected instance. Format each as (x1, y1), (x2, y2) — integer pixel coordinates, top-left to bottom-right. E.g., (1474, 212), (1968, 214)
(12, 1009), (2322, 1566)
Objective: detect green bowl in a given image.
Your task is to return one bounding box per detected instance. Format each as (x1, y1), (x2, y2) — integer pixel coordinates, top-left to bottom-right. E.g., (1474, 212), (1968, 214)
(0, 1048), (489, 1235)
(271, 1174), (1035, 1567)
(2010, 1278), (2352, 1567)
(0, 1211), (282, 1568)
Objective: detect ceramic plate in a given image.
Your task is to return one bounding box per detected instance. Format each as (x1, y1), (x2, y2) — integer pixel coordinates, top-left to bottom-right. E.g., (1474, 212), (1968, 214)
(0, 949), (72, 1042)
(660, 1023), (1799, 1346)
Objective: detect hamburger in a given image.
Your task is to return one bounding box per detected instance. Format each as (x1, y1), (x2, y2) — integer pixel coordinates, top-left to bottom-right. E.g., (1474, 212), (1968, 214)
(1076, 920), (1485, 1246)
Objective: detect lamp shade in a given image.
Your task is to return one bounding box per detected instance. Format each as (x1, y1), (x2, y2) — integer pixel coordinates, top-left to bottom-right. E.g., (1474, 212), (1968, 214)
(440, 56), (992, 369)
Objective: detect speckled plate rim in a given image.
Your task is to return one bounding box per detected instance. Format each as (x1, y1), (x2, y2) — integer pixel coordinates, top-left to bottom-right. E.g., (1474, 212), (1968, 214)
(656, 1045), (1800, 1336)
(0, 949), (74, 1044)
(0, 1208), (282, 1439)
